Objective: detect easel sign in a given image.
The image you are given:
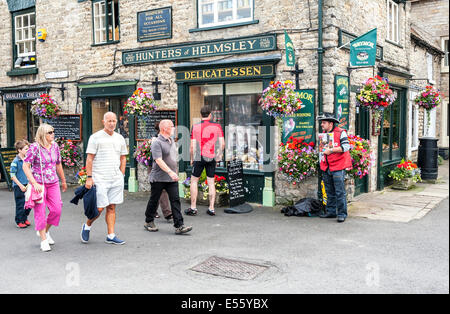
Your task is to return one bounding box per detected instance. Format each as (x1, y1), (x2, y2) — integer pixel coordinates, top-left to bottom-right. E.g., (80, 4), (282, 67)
(0, 148), (18, 191)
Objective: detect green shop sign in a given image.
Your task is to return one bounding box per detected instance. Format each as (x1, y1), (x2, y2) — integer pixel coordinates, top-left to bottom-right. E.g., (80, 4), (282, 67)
(349, 28), (378, 67)
(281, 89), (316, 144)
(334, 75), (350, 130)
(122, 34), (277, 65)
(175, 64), (274, 82)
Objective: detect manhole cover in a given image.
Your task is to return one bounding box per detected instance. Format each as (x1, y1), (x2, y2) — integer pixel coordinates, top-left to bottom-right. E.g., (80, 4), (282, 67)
(190, 256), (269, 280)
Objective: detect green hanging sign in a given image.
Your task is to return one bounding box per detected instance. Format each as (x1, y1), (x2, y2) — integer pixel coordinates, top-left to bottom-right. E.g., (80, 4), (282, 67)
(334, 75), (350, 130)
(281, 89), (316, 143)
(350, 28), (377, 67)
(284, 30), (295, 67)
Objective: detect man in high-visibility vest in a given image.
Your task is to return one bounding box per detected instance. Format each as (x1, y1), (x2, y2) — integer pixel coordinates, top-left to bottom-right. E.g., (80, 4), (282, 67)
(317, 113), (352, 223)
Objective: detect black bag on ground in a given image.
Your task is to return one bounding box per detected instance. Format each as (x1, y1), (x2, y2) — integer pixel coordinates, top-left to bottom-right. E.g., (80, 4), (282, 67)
(281, 198), (323, 217)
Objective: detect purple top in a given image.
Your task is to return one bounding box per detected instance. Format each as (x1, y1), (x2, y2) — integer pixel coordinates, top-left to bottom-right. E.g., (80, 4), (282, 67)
(24, 142), (61, 184)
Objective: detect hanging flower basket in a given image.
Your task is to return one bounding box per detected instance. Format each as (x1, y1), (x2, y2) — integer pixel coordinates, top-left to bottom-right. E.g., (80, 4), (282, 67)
(414, 85), (441, 133)
(31, 94), (61, 119)
(134, 139), (153, 167)
(123, 88), (158, 116)
(259, 80), (303, 118)
(356, 76), (396, 136)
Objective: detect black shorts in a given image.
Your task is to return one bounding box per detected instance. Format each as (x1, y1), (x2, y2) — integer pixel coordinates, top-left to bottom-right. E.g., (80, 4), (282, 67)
(192, 157), (216, 178)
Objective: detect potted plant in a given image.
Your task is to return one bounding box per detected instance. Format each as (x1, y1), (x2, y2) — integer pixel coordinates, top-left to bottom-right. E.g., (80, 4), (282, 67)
(346, 135), (374, 179)
(183, 171), (229, 207)
(76, 166), (87, 186)
(414, 85), (441, 134)
(356, 76), (396, 136)
(278, 136), (319, 185)
(123, 88), (158, 116)
(56, 138), (82, 184)
(31, 93), (61, 119)
(388, 159), (422, 190)
(259, 80), (303, 118)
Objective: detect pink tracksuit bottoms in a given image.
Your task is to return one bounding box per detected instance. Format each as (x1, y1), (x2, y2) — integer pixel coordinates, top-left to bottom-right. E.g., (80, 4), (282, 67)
(33, 181), (62, 231)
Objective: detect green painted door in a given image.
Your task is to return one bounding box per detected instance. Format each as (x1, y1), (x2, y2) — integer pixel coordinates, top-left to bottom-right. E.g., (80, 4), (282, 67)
(354, 106), (369, 196)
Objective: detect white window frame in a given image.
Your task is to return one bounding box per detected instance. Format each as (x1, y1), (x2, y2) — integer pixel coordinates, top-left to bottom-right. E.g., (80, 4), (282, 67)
(198, 0), (254, 28)
(93, 0), (119, 45)
(427, 52), (436, 85)
(386, 0), (399, 44)
(14, 12), (36, 67)
(441, 37), (449, 73)
(409, 91), (419, 155)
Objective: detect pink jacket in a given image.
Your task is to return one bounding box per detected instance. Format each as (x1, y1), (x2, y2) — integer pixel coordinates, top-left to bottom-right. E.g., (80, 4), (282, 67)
(24, 185), (44, 209)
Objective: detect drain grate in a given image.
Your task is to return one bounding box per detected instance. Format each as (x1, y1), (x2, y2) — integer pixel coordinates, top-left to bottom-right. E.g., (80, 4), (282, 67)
(190, 256), (269, 280)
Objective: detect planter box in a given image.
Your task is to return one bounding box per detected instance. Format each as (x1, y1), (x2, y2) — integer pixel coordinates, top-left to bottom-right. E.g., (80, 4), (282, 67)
(183, 188), (229, 207)
(391, 178), (415, 190)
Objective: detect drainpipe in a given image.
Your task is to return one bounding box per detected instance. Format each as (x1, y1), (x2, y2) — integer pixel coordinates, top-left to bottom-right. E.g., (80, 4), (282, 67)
(317, 0), (324, 202)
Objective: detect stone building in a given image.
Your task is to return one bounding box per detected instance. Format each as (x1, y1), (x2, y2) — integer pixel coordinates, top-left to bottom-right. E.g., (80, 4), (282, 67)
(0, 0), (445, 206)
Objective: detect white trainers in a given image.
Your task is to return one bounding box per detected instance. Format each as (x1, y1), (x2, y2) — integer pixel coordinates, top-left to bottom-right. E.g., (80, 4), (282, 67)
(36, 231), (55, 245)
(40, 239), (51, 252)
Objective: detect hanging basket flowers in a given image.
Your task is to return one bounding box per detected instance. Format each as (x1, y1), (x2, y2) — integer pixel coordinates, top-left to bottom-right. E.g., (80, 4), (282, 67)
(134, 139), (152, 167)
(415, 85), (441, 132)
(356, 76), (396, 136)
(31, 94), (61, 119)
(278, 136), (319, 185)
(259, 80), (303, 118)
(56, 138), (82, 168)
(123, 88), (158, 116)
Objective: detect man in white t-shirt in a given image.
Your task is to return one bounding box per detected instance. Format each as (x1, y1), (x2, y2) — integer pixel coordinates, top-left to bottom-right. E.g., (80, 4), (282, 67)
(80, 112), (128, 245)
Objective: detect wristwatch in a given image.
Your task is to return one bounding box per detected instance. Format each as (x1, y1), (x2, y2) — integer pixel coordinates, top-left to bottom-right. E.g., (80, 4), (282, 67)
(87, 175), (92, 178)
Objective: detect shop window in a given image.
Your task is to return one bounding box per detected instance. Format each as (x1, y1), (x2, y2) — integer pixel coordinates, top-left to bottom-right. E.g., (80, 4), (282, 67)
(189, 81), (263, 171)
(382, 89), (400, 162)
(13, 102), (39, 143)
(13, 9), (36, 68)
(198, 0), (254, 28)
(91, 97), (129, 145)
(386, 0), (399, 44)
(92, 0), (119, 45)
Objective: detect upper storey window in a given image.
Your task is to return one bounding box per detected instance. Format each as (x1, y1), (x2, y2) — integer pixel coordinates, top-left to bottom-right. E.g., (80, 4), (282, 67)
(198, 0), (254, 28)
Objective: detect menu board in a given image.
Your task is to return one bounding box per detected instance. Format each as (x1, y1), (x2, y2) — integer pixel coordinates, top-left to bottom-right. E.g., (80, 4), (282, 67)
(43, 114), (82, 141)
(227, 159), (245, 207)
(136, 110), (177, 140)
(0, 148), (18, 190)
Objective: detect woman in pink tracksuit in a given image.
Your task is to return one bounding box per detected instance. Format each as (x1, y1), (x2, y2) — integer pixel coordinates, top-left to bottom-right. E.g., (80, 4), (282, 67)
(23, 123), (67, 252)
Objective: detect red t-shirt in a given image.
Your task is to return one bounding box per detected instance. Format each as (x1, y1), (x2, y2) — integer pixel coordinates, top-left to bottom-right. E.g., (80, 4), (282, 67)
(191, 120), (224, 159)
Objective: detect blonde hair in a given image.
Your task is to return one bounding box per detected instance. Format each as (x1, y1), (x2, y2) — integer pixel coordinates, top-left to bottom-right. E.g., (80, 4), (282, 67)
(35, 123), (54, 147)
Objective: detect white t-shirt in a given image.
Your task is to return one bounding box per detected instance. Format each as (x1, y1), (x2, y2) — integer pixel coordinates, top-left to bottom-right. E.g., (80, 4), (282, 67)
(86, 130), (128, 182)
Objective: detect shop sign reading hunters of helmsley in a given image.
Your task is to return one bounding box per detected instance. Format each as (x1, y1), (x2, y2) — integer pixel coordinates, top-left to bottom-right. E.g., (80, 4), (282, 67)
(122, 34), (277, 65)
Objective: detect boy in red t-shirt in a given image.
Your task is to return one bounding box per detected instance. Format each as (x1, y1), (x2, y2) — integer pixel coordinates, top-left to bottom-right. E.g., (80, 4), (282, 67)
(185, 106), (225, 216)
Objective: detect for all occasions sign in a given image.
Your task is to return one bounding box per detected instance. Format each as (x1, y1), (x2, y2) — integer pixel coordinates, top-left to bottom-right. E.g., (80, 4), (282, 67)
(281, 89), (316, 143)
(334, 75), (350, 130)
(123, 34), (277, 65)
(137, 7), (172, 42)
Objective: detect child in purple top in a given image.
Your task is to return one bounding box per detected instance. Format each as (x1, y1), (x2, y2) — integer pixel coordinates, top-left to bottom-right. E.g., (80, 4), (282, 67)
(23, 123), (67, 252)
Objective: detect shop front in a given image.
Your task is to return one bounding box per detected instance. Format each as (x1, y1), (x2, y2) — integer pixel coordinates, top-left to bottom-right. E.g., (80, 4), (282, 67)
(172, 55), (281, 204)
(79, 80), (138, 189)
(377, 68), (410, 190)
(1, 86), (50, 147)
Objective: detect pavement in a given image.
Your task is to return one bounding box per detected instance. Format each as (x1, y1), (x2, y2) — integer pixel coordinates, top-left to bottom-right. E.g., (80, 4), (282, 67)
(0, 162), (448, 294)
(349, 160), (449, 223)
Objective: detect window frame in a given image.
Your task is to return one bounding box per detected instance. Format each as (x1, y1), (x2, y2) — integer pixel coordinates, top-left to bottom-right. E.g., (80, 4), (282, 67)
(197, 0), (255, 30)
(408, 90), (419, 154)
(426, 52), (436, 85)
(386, 0), (400, 45)
(441, 37), (449, 73)
(91, 0), (120, 46)
(11, 7), (36, 69)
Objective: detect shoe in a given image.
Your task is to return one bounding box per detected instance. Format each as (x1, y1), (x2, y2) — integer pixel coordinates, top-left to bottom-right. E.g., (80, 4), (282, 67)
(206, 209), (216, 216)
(16, 222), (27, 228)
(105, 236), (126, 245)
(24, 220), (31, 226)
(81, 224), (90, 243)
(184, 208), (198, 216)
(144, 221), (159, 232)
(36, 231), (55, 245)
(175, 225), (192, 235)
(337, 216), (346, 223)
(165, 214), (173, 223)
(319, 213), (337, 218)
(40, 239), (51, 252)
(155, 214), (160, 218)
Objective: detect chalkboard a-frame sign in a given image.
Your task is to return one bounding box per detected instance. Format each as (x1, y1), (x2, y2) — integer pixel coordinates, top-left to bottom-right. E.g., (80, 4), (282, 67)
(0, 148), (18, 190)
